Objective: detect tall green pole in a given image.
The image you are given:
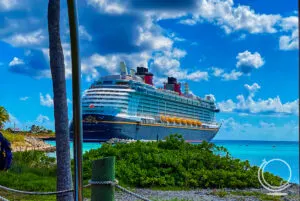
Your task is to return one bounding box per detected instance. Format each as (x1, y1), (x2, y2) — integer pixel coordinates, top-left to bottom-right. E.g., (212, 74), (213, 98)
(91, 157), (116, 201)
(66, 0), (83, 201)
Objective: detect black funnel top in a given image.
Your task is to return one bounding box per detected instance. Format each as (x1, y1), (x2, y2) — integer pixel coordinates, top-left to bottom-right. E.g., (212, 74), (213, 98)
(136, 67), (148, 75)
(167, 77), (177, 84)
(136, 67), (153, 76)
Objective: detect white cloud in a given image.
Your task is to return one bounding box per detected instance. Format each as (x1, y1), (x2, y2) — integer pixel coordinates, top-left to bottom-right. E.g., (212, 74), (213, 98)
(172, 48), (187, 58)
(221, 70), (243, 81)
(82, 51), (151, 81)
(205, 94), (216, 102)
(0, 0), (17, 11)
(186, 71), (208, 81)
(279, 29), (298, 51)
(236, 50), (264, 73)
(211, 67), (224, 77)
(177, 0), (299, 52)
(173, 36), (186, 42)
(236, 50), (264, 68)
(211, 67), (242, 81)
(153, 76), (166, 87)
(136, 19), (174, 51)
(3, 29), (45, 47)
(79, 25), (92, 41)
(244, 83), (260, 97)
(179, 18), (198, 25)
(150, 48), (208, 82)
(9, 57), (24, 66)
(278, 16), (298, 50)
(280, 16), (298, 31)
(20, 96), (29, 101)
(40, 93), (53, 107)
(181, 0), (281, 34)
(216, 117), (298, 141)
(218, 99), (235, 112)
(218, 83), (299, 116)
(238, 34), (246, 40)
(87, 0), (125, 14)
(36, 114), (50, 124)
(259, 121), (275, 129)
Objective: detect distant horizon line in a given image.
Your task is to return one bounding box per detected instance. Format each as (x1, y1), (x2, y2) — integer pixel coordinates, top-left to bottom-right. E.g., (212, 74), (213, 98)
(212, 139), (299, 143)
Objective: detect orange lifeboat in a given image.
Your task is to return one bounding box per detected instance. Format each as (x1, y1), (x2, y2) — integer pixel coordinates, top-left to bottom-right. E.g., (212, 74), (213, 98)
(169, 117), (176, 123)
(192, 120), (197, 126)
(181, 119), (187, 125)
(186, 119), (192, 125)
(197, 121), (202, 126)
(175, 117), (181, 124)
(160, 115), (167, 122)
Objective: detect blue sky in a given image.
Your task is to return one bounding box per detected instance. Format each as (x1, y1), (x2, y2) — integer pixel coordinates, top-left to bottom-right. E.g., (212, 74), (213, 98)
(0, 0), (298, 141)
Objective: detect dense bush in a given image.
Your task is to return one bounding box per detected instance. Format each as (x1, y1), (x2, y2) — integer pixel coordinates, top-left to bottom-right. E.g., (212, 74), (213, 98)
(0, 151), (57, 192)
(83, 134), (283, 189)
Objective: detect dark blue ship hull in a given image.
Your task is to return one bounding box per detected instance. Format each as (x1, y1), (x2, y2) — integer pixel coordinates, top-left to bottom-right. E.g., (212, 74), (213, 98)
(70, 114), (219, 142)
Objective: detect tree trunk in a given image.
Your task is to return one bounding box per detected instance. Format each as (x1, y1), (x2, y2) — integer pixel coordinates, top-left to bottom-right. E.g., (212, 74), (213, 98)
(47, 1), (73, 200)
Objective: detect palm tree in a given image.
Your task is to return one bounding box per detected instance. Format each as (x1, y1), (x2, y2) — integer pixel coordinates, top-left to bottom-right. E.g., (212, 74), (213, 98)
(47, 1), (73, 200)
(0, 106), (9, 129)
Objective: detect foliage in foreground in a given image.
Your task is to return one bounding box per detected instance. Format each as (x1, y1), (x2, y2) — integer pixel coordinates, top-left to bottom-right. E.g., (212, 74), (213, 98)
(0, 151), (56, 192)
(0, 135), (286, 200)
(0, 106), (9, 128)
(83, 134), (283, 189)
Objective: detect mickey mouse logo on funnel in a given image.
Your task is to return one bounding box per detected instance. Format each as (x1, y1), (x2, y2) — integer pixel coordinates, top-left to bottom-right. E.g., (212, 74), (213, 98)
(258, 158), (292, 196)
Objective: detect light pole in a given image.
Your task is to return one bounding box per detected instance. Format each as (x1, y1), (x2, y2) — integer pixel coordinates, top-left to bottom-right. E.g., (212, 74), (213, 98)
(67, 0), (83, 200)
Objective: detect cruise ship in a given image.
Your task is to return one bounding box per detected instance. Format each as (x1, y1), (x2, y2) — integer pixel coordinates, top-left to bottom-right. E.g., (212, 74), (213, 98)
(70, 62), (220, 142)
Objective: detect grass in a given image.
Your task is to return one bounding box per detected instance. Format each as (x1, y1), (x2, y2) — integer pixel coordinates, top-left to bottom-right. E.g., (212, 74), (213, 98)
(230, 191), (283, 201)
(0, 151), (90, 201)
(1, 130), (25, 145)
(210, 189), (228, 197)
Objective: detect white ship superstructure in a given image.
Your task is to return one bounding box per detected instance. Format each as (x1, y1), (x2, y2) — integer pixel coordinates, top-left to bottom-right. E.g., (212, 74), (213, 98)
(71, 62), (220, 142)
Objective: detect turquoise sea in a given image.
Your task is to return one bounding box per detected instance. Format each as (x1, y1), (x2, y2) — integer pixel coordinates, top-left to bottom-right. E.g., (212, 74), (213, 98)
(45, 140), (299, 184)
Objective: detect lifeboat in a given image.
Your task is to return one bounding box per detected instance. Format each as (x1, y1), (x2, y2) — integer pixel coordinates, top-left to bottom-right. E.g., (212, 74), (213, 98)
(175, 117), (181, 124)
(169, 117), (176, 123)
(181, 119), (187, 125)
(186, 119), (192, 125)
(160, 115), (167, 122)
(197, 121), (202, 126)
(191, 120), (197, 126)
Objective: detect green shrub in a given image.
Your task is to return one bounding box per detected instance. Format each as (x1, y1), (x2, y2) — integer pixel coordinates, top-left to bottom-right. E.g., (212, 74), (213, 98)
(83, 134), (283, 188)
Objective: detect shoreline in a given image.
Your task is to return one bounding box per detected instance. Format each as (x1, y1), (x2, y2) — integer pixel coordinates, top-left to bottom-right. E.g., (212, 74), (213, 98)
(11, 136), (56, 152)
(115, 184), (300, 201)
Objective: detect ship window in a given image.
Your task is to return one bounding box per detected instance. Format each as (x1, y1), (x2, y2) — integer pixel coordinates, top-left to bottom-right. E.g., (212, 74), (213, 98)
(103, 81), (113, 84)
(116, 82), (128, 85)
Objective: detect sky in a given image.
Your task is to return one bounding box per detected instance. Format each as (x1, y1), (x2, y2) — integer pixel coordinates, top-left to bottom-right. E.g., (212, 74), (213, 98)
(0, 0), (298, 141)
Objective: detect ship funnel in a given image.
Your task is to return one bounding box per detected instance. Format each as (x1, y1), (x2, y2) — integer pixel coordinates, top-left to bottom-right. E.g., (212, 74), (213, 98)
(130, 68), (136, 77)
(120, 61), (128, 76)
(184, 83), (189, 95)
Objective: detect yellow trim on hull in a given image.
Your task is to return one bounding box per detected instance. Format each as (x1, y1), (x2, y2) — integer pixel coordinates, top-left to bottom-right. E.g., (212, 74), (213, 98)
(83, 120), (219, 131)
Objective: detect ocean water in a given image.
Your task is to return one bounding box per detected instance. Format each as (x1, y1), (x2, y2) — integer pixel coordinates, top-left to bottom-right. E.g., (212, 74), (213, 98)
(45, 140), (299, 184)
(212, 140), (299, 184)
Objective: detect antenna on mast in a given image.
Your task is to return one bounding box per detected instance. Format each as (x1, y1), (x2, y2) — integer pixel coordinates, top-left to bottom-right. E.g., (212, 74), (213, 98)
(120, 61), (128, 76)
(184, 82), (189, 95)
